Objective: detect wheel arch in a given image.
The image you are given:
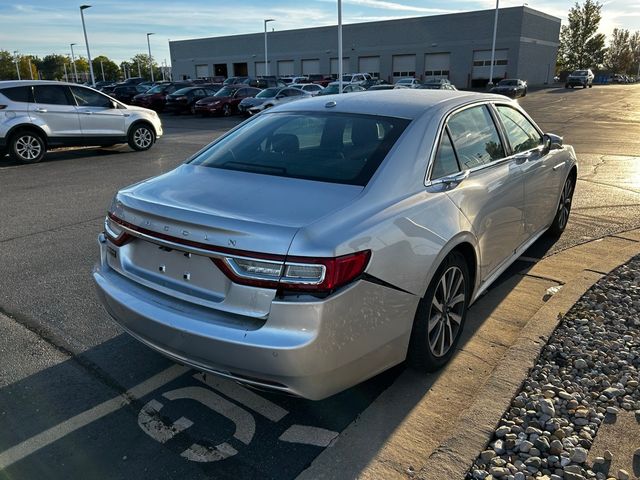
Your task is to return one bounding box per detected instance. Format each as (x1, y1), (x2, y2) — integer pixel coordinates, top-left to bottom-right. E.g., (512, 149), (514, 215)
(127, 119), (156, 138)
(7, 123), (49, 149)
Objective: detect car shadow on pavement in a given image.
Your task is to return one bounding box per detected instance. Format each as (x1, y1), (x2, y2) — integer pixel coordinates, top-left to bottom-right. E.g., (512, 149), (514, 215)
(0, 147), (128, 168)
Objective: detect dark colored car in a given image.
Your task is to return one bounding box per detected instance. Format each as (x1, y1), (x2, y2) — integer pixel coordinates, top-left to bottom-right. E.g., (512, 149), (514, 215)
(121, 77), (146, 86)
(316, 82), (366, 95)
(489, 78), (527, 98)
(243, 77), (286, 88)
(194, 85), (261, 116)
(111, 84), (148, 104)
(223, 76), (249, 86)
(131, 82), (193, 112)
(164, 86), (221, 114)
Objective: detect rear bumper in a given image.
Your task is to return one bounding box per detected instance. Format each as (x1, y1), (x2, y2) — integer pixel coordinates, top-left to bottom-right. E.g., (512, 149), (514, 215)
(566, 79), (588, 86)
(93, 235), (417, 400)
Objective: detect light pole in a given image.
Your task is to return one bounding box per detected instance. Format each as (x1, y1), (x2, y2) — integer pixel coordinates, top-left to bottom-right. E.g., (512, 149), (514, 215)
(338, 0), (343, 94)
(146, 32), (155, 82)
(70, 43), (79, 82)
(137, 60), (141, 77)
(80, 5), (96, 86)
(100, 60), (105, 81)
(264, 19), (275, 76)
(487, 0), (499, 88)
(63, 61), (68, 81)
(28, 57), (34, 79)
(13, 51), (21, 80)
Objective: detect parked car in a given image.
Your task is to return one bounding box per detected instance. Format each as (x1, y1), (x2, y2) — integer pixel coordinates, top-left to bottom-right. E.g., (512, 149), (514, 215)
(420, 78), (456, 90)
(164, 86), (221, 114)
(361, 78), (385, 90)
(223, 76), (249, 86)
(289, 83), (324, 96)
(131, 82), (193, 112)
(94, 89), (576, 400)
(194, 85), (261, 116)
(342, 73), (372, 85)
(112, 84), (148, 104)
(489, 78), (527, 98)
(368, 84), (397, 91)
(307, 74), (333, 87)
(247, 87), (311, 115)
(0, 80), (162, 163)
(565, 69), (594, 89)
(238, 87), (281, 115)
(317, 82), (366, 95)
(395, 77), (421, 89)
(94, 80), (116, 90)
(243, 77), (286, 88)
(120, 77), (146, 86)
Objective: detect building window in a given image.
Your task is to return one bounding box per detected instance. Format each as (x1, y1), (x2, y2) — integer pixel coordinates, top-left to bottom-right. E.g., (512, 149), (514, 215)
(496, 59), (508, 65)
(473, 61), (484, 67)
(393, 71), (415, 77)
(425, 70), (433, 76)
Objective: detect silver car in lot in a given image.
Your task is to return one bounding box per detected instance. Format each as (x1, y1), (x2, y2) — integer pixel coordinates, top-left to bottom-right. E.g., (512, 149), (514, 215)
(0, 80), (162, 163)
(94, 90), (576, 400)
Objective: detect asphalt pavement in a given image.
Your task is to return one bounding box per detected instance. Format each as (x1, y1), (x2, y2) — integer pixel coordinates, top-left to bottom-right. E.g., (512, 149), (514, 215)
(0, 84), (639, 479)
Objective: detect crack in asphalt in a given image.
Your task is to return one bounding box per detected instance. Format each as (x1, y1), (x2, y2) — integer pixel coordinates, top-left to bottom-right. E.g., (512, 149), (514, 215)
(576, 177), (640, 195)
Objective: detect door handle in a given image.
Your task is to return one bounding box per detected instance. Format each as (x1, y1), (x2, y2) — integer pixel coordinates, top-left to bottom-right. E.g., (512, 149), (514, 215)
(35, 108), (47, 113)
(552, 162), (565, 171)
(82, 111), (94, 115)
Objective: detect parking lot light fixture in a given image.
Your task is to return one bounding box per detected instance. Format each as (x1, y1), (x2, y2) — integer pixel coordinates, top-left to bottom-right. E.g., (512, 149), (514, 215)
(147, 33), (155, 82)
(13, 51), (20, 80)
(264, 19), (275, 76)
(80, 5), (96, 86)
(70, 43), (79, 83)
(338, 0), (343, 94)
(487, 0), (499, 88)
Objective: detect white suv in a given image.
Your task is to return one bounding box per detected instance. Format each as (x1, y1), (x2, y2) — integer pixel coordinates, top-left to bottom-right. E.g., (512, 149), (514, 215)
(0, 80), (163, 163)
(342, 73), (372, 85)
(565, 69), (594, 89)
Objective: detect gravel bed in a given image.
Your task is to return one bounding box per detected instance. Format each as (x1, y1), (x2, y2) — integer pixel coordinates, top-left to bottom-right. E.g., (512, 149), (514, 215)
(467, 256), (640, 480)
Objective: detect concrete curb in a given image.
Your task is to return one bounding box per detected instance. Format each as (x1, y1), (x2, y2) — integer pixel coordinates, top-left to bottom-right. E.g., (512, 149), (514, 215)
(416, 237), (640, 480)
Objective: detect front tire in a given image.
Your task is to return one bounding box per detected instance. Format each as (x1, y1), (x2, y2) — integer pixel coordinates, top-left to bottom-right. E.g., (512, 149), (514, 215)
(548, 174), (575, 236)
(222, 104), (232, 117)
(10, 130), (46, 164)
(407, 251), (470, 371)
(128, 124), (155, 151)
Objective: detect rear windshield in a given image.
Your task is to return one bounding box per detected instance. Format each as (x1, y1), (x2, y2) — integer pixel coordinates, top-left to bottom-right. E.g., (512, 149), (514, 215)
(189, 112), (410, 186)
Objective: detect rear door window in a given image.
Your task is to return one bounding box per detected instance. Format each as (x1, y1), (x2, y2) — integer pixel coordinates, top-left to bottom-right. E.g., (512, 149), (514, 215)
(33, 85), (73, 105)
(0, 86), (33, 103)
(431, 130), (460, 179)
(447, 105), (505, 169)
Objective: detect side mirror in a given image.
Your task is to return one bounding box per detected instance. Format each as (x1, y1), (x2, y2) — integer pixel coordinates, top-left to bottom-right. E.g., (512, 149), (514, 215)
(543, 133), (563, 151)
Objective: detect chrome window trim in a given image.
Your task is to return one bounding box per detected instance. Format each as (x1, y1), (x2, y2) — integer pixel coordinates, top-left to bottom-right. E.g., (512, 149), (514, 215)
(424, 100), (546, 187)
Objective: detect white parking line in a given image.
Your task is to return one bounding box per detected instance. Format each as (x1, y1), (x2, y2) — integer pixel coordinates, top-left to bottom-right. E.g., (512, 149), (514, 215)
(0, 364), (188, 468)
(193, 372), (288, 422)
(279, 425), (339, 447)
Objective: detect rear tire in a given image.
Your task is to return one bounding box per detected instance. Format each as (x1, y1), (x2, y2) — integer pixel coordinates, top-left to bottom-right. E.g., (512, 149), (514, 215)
(127, 123), (155, 151)
(10, 130), (46, 164)
(407, 251), (470, 371)
(222, 104), (232, 117)
(548, 174), (575, 236)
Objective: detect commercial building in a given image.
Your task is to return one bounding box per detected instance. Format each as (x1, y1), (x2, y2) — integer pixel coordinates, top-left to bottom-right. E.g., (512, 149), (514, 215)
(169, 5), (561, 87)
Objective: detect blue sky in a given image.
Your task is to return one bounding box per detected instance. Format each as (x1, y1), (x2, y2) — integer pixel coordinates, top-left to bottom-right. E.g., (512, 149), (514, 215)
(1, 0), (638, 64)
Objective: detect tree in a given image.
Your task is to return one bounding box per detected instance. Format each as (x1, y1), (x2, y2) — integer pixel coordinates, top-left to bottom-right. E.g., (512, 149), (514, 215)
(557, 0), (607, 71)
(0, 50), (17, 80)
(92, 55), (120, 81)
(605, 28), (633, 73)
(129, 53), (161, 80)
(630, 31), (640, 76)
(39, 54), (68, 80)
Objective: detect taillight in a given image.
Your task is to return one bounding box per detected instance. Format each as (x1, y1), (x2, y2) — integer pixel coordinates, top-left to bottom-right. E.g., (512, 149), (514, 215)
(213, 251), (370, 293)
(104, 214), (133, 247)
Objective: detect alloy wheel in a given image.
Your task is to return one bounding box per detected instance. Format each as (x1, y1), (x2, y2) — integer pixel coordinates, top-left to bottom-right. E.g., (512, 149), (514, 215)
(15, 135), (42, 161)
(428, 266), (466, 358)
(557, 177), (574, 231)
(133, 127), (152, 149)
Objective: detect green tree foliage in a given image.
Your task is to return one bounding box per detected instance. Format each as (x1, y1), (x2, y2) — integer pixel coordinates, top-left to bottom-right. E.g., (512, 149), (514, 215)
(38, 54), (68, 80)
(605, 29), (633, 73)
(92, 55), (120, 81)
(128, 53), (161, 80)
(630, 31), (640, 75)
(558, 0), (607, 71)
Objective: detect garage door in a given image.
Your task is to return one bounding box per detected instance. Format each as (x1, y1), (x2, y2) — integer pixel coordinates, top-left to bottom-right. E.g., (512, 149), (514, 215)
(424, 53), (450, 80)
(472, 49), (508, 83)
(255, 61), (270, 76)
(195, 64), (209, 79)
(301, 59), (320, 75)
(392, 55), (416, 82)
(358, 56), (380, 78)
(278, 60), (295, 76)
(330, 58), (349, 75)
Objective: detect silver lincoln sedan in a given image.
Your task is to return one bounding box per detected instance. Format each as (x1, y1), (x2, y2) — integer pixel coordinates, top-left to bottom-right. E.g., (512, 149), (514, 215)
(94, 90), (576, 400)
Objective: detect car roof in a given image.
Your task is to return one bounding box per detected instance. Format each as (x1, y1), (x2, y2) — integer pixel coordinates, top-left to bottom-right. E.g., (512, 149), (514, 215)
(269, 89), (506, 120)
(0, 80), (88, 88)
